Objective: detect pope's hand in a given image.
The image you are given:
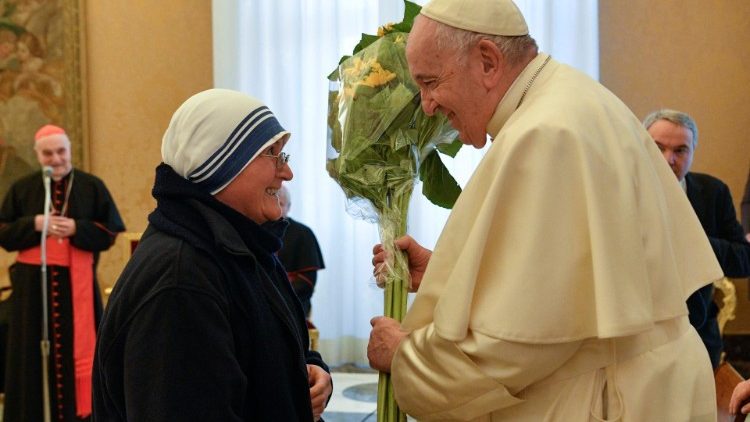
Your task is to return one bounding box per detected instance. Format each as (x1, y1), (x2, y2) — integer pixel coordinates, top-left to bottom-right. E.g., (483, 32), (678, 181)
(372, 235), (432, 292)
(367, 316), (407, 373)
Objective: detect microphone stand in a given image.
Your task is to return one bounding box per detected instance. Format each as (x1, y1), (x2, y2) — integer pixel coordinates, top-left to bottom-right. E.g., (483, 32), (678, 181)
(40, 167), (52, 422)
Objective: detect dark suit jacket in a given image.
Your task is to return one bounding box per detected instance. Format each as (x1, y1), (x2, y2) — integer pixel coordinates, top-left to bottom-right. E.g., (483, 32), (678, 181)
(742, 168), (750, 233)
(685, 172), (750, 368)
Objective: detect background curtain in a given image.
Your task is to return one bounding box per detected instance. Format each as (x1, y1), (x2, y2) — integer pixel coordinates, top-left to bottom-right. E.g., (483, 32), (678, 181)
(213, 0), (598, 366)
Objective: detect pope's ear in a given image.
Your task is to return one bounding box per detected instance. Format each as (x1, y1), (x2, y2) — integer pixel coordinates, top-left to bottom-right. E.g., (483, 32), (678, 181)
(476, 39), (503, 88)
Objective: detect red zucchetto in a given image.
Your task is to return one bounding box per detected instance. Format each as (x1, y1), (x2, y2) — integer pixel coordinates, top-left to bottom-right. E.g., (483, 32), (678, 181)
(34, 124), (67, 141)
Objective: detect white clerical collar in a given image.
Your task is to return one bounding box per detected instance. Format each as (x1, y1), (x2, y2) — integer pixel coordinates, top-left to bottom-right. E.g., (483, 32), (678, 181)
(487, 52), (551, 139)
(679, 177), (687, 193)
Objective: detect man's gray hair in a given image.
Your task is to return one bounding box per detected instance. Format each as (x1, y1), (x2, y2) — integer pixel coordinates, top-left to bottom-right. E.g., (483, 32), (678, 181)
(643, 109), (699, 149)
(426, 16), (538, 67)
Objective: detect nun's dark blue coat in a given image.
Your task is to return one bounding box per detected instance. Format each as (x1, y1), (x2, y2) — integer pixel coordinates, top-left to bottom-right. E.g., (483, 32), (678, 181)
(93, 164), (329, 421)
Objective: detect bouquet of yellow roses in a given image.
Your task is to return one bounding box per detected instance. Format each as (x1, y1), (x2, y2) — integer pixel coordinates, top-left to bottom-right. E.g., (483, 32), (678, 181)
(327, 2), (463, 421)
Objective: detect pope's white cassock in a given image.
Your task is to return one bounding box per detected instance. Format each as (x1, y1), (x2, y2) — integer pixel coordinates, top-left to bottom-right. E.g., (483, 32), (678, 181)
(390, 18), (723, 422)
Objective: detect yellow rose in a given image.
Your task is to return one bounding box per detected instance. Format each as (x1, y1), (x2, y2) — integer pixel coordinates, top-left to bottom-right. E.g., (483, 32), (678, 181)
(360, 63), (396, 88)
(377, 23), (394, 37)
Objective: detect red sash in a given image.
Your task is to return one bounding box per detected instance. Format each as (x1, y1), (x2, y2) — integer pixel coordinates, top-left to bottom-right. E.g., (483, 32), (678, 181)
(17, 237), (95, 418)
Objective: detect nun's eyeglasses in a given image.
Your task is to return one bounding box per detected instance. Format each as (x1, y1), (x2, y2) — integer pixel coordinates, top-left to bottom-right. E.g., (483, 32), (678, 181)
(261, 151), (290, 169)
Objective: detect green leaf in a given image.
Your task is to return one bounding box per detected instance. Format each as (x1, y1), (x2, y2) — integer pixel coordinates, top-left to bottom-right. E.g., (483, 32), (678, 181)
(352, 34), (380, 55)
(327, 65), (340, 81)
(436, 138), (463, 158)
(402, 1), (421, 29)
(419, 150), (461, 209)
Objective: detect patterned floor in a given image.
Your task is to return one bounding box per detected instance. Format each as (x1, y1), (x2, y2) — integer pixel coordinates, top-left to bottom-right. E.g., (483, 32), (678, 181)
(322, 372), (378, 422)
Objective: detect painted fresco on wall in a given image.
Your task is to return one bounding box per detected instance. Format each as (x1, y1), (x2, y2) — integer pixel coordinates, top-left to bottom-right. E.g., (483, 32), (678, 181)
(0, 0), (85, 201)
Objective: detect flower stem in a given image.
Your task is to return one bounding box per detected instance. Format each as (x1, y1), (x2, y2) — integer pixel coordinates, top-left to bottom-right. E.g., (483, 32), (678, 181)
(377, 186), (412, 421)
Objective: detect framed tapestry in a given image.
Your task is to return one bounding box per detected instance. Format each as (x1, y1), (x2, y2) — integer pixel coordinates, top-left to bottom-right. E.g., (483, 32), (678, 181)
(0, 0), (87, 201)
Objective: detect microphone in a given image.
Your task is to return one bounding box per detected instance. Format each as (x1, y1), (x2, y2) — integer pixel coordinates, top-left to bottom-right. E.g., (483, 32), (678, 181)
(42, 167), (52, 214)
(39, 165), (54, 422)
(42, 166), (52, 233)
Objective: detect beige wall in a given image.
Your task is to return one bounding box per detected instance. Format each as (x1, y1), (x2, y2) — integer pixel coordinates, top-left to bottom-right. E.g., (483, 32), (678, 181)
(599, 1), (750, 332)
(86, 0), (213, 290)
(599, 0), (750, 210)
(0, 1), (213, 290)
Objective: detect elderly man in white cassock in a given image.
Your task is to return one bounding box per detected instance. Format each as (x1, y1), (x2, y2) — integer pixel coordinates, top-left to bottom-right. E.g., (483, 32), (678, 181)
(368, 0), (724, 420)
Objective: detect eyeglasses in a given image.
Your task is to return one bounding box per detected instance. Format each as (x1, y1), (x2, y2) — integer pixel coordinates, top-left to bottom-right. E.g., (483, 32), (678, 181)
(261, 151), (290, 169)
